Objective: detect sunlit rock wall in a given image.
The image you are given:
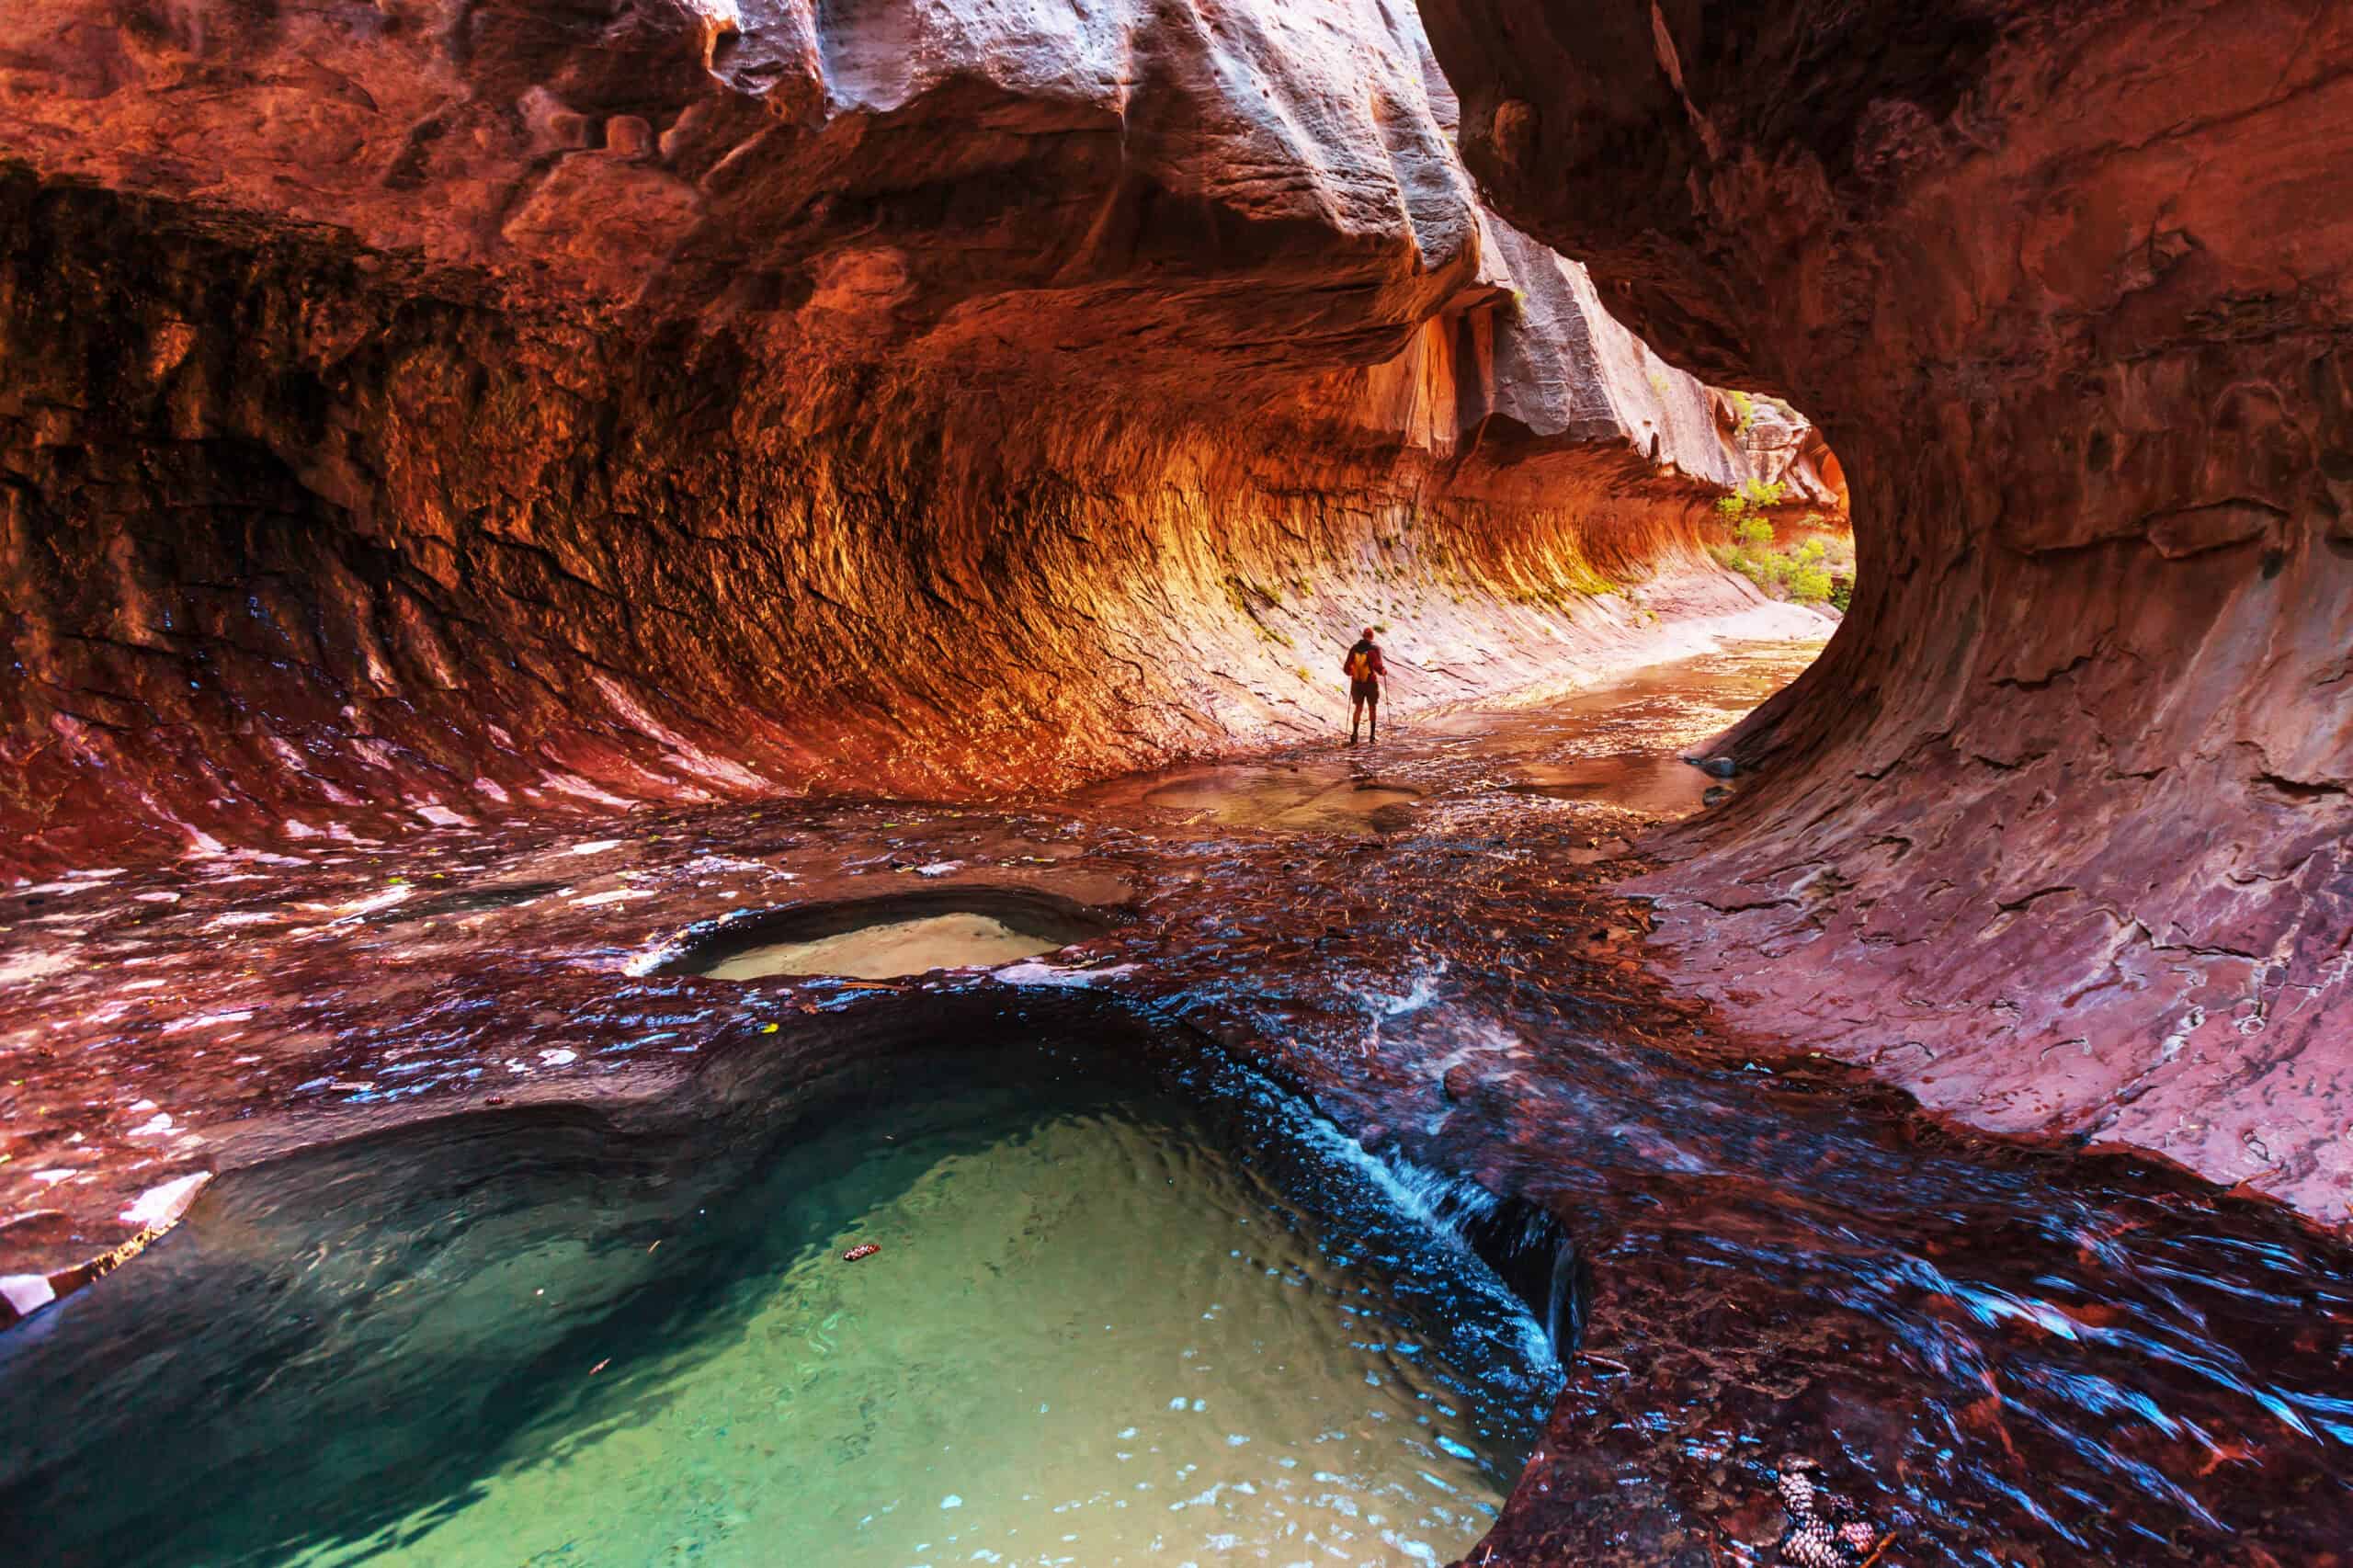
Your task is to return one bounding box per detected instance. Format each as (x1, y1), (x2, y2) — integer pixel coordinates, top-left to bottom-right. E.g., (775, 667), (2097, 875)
(1419, 0), (2353, 1221)
(0, 3), (1824, 872)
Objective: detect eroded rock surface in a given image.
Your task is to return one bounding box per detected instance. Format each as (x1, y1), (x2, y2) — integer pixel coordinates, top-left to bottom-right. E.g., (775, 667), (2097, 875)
(0, 2), (1829, 874)
(5, 642), (2348, 1567)
(1420, 0), (2353, 1221)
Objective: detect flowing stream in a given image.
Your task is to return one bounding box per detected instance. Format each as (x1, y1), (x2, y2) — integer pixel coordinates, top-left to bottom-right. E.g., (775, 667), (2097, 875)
(4, 638), (2349, 1565)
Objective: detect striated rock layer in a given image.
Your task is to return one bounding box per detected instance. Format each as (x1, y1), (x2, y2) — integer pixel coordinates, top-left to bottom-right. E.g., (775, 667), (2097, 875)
(0, 3), (1829, 876)
(1419, 0), (2353, 1219)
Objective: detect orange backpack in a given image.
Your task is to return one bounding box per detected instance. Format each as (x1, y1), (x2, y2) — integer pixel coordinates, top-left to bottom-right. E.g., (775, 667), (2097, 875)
(1345, 648), (1373, 681)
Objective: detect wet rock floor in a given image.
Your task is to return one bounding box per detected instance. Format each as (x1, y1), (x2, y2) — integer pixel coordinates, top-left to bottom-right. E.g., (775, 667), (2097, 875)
(4, 640), (2350, 1564)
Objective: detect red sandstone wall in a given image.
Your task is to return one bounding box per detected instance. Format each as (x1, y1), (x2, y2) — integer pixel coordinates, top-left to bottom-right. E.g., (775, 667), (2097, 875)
(1418, 0), (2353, 1218)
(0, 2), (1841, 873)
(0, 169), (1811, 874)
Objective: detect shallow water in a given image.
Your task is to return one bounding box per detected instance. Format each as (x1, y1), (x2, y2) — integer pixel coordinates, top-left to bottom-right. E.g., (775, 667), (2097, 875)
(1100, 640), (1799, 836)
(8, 637), (2353, 1565)
(1, 1041), (1558, 1568)
(1495, 754), (1711, 815)
(1142, 771), (1424, 835)
(701, 910), (1066, 979)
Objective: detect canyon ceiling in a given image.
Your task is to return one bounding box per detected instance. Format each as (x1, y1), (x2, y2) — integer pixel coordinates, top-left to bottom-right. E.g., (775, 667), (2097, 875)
(1, 0), (1833, 868)
(2, 0), (2347, 1228)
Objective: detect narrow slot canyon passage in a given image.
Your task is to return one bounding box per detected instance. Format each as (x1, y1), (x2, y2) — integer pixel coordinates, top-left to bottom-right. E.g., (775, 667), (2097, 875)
(2, 3), (2350, 1566)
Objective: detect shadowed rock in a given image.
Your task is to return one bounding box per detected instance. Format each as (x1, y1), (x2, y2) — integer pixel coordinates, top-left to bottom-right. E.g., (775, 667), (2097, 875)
(1415, 0), (2353, 1222)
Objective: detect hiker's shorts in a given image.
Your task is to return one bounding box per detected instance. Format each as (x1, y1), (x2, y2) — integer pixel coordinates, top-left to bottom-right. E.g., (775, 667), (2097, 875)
(1350, 678), (1380, 703)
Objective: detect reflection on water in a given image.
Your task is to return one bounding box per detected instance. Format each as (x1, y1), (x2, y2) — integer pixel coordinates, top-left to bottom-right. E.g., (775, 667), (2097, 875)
(13, 637), (2353, 1563)
(1107, 640), (1809, 835)
(1142, 772), (1424, 835)
(1497, 754), (1714, 816)
(0, 1040), (1558, 1568)
(702, 911), (1064, 979)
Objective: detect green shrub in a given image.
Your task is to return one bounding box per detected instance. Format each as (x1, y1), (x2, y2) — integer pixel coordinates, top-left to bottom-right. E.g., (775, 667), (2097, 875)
(1714, 477), (1786, 521)
(1717, 515), (1854, 611)
(1718, 548), (1767, 586)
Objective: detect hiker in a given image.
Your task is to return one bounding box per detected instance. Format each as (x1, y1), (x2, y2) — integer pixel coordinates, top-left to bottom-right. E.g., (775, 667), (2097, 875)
(1341, 625), (1386, 744)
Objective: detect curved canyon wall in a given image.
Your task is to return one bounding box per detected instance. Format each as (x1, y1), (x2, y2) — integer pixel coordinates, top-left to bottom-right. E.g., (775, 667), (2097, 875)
(1418, 0), (2353, 1218)
(0, 0), (1829, 876)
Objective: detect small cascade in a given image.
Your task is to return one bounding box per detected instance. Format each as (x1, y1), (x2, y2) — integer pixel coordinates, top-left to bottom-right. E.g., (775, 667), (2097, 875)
(1460, 1196), (1588, 1355)
(1287, 1111), (1586, 1358)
